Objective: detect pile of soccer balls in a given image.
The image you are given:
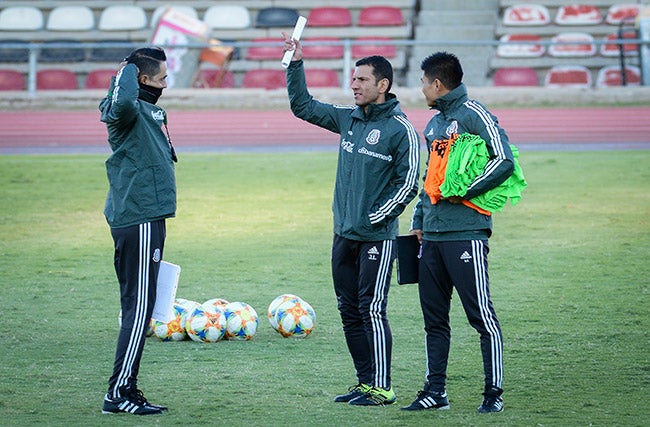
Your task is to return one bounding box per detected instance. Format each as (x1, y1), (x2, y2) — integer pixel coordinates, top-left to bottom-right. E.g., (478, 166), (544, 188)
(123, 294), (316, 343)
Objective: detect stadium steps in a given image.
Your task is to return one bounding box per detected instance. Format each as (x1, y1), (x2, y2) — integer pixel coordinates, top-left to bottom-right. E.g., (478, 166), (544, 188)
(407, 0), (499, 87)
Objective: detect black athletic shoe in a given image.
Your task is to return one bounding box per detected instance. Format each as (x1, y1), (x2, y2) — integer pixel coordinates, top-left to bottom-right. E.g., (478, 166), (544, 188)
(334, 383), (371, 403)
(348, 386), (396, 406)
(478, 387), (504, 413)
(102, 389), (166, 415)
(401, 390), (450, 411)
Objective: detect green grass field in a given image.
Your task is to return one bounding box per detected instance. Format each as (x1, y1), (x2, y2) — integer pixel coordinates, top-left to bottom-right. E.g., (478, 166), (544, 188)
(0, 150), (648, 426)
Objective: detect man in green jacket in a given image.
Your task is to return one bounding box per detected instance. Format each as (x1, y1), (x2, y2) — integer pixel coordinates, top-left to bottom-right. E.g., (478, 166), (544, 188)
(283, 35), (420, 406)
(100, 46), (176, 416)
(403, 52), (514, 414)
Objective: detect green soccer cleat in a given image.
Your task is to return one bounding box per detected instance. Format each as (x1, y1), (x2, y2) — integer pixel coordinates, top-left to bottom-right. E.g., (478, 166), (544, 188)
(334, 383), (372, 402)
(348, 386), (396, 406)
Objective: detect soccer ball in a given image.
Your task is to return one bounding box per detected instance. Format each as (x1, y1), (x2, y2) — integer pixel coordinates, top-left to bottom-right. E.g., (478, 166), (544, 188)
(267, 294), (301, 332)
(186, 304), (227, 343)
(223, 301), (259, 340)
(203, 297), (229, 311)
(274, 298), (316, 338)
(175, 298), (201, 331)
(152, 303), (186, 341)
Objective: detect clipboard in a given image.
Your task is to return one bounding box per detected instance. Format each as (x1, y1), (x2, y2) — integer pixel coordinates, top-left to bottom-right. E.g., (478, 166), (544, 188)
(151, 261), (181, 322)
(396, 235), (420, 285)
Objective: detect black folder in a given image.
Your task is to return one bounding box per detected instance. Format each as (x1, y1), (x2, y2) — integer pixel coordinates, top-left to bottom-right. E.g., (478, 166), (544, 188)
(396, 234), (420, 285)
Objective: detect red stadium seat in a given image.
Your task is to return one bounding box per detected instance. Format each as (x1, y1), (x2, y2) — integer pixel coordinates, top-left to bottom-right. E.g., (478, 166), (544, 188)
(596, 65), (641, 87)
(358, 6), (404, 26)
(502, 4), (551, 26)
(302, 37), (344, 59)
(246, 38), (282, 60)
(548, 32), (596, 57)
(37, 69), (78, 90)
(497, 34), (545, 57)
(352, 37), (396, 58)
(554, 4), (602, 25)
(493, 67), (539, 86)
(0, 69), (25, 90)
(195, 69), (235, 88)
(600, 32), (639, 57)
(84, 69), (115, 89)
(305, 69), (340, 87)
(242, 69), (285, 89)
(605, 4), (640, 25)
(544, 65), (592, 88)
(307, 7), (352, 27)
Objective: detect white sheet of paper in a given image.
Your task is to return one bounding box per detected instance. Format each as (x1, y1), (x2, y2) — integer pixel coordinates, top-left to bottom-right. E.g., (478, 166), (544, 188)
(281, 16), (307, 68)
(151, 261), (181, 322)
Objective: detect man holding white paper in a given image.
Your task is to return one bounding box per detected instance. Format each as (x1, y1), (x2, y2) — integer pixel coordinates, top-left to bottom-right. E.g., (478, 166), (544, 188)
(282, 32), (420, 406)
(100, 47), (176, 416)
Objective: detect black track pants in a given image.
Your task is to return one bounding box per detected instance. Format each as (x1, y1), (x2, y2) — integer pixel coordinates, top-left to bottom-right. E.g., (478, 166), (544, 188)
(418, 239), (503, 392)
(331, 234), (394, 389)
(107, 220), (166, 398)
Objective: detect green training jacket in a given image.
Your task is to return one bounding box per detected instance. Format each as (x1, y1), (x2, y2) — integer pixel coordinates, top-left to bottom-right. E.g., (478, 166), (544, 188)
(99, 63), (176, 229)
(287, 60), (420, 241)
(411, 83), (514, 241)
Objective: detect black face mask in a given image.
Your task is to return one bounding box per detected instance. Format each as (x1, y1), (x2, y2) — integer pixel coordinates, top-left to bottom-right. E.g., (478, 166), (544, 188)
(138, 82), (163, 104)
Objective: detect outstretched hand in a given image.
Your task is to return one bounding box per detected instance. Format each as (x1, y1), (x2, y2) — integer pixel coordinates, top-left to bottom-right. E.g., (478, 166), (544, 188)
(281, 31), (303, 62)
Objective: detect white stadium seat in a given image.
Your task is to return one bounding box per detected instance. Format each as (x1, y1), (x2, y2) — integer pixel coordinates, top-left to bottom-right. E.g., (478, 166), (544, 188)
(99, 5), (147, 31)
(46, 6), (95, 31)
(204, 5), (251, 29)
(0, 6), (44, 31)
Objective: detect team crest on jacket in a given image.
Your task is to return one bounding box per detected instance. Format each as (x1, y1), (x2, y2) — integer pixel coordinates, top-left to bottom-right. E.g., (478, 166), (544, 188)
(446, 120), (458, 138)
(152, 248), (161, 263)
(366, 129), (381, 145)
(151, 110), (165, 122)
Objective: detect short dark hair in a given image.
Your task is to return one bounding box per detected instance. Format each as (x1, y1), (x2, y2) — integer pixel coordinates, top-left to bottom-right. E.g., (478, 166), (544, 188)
(355, 55), (393, 93)
(125, 46), (166, 77)
(420, 52), (463, 90)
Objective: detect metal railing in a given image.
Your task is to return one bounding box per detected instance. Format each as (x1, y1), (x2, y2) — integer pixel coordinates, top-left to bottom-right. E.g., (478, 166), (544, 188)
(0, 37), (648, 94)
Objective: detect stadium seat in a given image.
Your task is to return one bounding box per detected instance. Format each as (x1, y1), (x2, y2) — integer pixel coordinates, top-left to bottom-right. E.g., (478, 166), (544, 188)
(46, 6), (95, 31)
(242, 69), (286, 89)
(302, 37), (344, 59)
(99, 5), (147, 31)
(0, 69), (25, 90)
(151, 6), (198, 28)
(554, 4), (602, 25)
(600, 31), (639, 57)
(493, 67), (539, 86)
(497, 34), (545, 57)
(596, 65), (641, 87)
(84, 69), (115, 89)
(307, 7), (352, 27)
(544, 65), (592, 88)
(0, 39), (30, 62)
(246, 38), (283, 60)
(88, 40), (136, 63)
(548, 32), (596, 57)
(204, 5), (251, 29)
(255, 7), (299, 28)
(605, 4), (640, 25)
(357, 6), (404, 26)
(0, 6), (44, 31)
(39, 39), (86, 63)
(352, 37), (396, 58)
(37, 69), (78, 90)
(195, 69), (235, 88)
(305, 69), (340, 87)
(502, 4), (550, 26)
